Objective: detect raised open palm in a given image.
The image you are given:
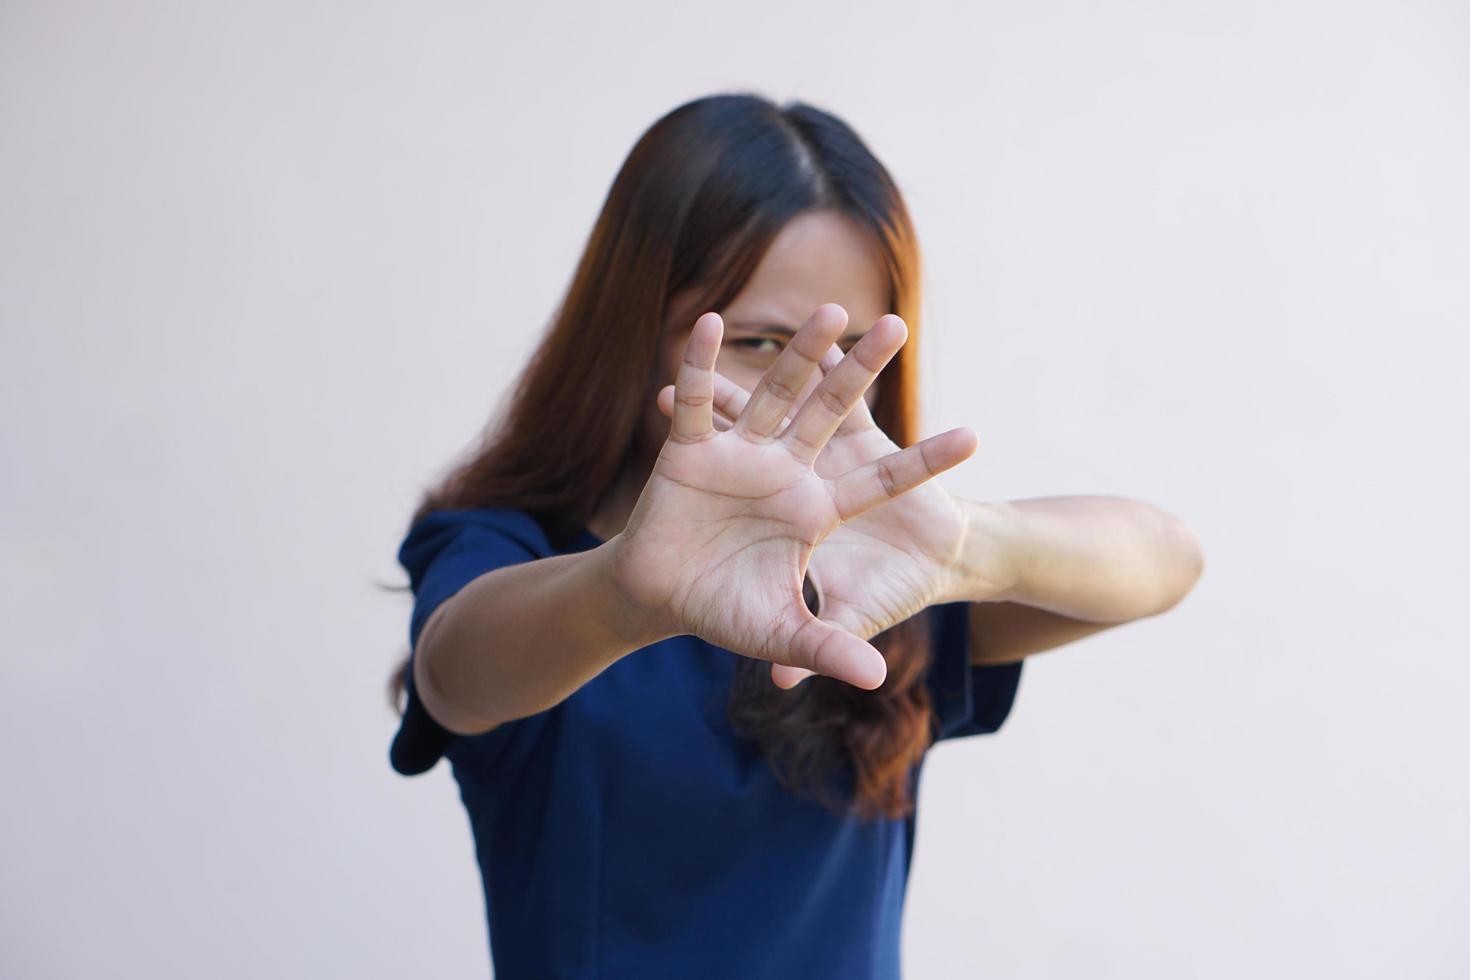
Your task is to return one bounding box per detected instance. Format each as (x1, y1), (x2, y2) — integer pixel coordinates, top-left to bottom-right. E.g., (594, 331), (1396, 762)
(609, 304), (978, 690)
(655, 312), (1001, 688)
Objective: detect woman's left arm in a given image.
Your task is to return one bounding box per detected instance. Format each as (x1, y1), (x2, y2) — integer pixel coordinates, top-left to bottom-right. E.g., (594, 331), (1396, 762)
(942, 495), (1206, 666)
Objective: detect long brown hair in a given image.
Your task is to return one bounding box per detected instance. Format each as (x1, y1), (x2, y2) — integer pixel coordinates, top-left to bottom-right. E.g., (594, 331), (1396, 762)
(388, 91), (942, 821)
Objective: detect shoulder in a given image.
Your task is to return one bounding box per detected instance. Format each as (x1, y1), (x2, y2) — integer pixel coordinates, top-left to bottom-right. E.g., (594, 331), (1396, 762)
(389, 507), (562, 777)
(397, 507), (553, 582)
(395, 506), (557, 650)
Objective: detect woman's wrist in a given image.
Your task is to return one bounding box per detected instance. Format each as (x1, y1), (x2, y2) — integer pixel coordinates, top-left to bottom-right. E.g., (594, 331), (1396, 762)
(938, 497), (1026, 605)
(592, 534), (681, 650)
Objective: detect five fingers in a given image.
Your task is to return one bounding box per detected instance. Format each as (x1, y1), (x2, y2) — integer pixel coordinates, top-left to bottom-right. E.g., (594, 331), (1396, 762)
(663, 305), (969, 691)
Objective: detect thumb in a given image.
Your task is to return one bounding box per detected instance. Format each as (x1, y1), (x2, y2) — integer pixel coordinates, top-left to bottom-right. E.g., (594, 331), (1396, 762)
(774, 605), (887, 691)
(771, 602), (878, 689)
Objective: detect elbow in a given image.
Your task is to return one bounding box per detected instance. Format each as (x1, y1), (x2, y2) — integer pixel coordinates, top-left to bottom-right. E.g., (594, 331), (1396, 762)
(420, 673), (504, 738)
(413, 629), (505, 738)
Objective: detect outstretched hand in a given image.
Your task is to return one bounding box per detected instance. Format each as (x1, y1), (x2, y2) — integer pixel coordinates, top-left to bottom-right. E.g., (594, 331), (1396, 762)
(656, 315), (1000, 689)
(608, 303), (978, 690)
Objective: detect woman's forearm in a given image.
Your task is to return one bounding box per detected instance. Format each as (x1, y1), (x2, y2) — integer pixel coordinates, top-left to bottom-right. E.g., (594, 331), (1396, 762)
(949, 495), (1205, 622)
(413, 535), (671, 736)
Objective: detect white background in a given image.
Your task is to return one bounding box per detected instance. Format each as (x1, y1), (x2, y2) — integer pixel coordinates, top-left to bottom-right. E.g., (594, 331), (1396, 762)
(3, 1), (1466, 977)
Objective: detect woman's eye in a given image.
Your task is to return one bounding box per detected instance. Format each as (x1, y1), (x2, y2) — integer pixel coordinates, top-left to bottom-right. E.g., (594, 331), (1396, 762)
(731, 338), (783, 355)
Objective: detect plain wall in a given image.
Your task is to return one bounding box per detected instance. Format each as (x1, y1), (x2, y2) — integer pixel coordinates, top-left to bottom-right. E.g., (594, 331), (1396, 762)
(2, 1), (1466, 976)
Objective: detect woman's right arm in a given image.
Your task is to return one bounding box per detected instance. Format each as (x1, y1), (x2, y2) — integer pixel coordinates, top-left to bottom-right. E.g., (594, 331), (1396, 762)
(412, 532), (669, 736)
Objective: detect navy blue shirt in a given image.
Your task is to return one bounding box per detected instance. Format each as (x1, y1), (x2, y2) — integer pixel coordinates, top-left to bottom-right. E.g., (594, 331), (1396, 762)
(389, 507), (1023, 979)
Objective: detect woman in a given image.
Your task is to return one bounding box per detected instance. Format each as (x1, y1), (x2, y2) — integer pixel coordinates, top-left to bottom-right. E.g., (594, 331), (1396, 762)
(386, 92), (1204, 979)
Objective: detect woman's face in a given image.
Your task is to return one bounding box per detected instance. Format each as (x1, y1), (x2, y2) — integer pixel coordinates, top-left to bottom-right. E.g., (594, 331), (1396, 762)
(639, 209), (891, 464)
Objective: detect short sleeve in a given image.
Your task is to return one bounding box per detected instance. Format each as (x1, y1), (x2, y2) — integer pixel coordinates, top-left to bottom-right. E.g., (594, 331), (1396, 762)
(924, 601), (1024, 742)
(388, 508), (551, 776)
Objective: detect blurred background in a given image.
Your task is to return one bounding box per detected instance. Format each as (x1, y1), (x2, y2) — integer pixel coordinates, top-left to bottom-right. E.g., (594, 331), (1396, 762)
(2, 1), (1466, 976)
